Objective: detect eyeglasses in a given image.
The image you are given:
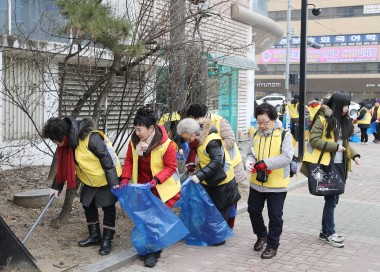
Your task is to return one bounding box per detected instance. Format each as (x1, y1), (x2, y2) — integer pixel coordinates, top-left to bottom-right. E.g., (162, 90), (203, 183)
(257, 119), (271, 126)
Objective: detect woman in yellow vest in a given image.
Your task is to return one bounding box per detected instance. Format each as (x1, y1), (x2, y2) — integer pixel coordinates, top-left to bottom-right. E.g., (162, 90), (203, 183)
(42, 116), (122, 256)
(120, 106), (180, 268)
(354, 102), (371, 144)
(245, 103), (294, 259)
(176, 117), (241, 244)
(301, 92), (361, 248)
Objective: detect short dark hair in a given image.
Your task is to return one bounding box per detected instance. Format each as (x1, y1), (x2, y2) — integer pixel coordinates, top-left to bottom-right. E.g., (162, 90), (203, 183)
(133, 106), (156, 128)
(186, 103), (208, 118)
(254, 103), (278, 120)
(42, 117), (70, 142)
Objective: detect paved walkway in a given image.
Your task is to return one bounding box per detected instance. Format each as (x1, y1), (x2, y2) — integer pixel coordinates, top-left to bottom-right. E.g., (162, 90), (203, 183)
(77, 141), (380, 272)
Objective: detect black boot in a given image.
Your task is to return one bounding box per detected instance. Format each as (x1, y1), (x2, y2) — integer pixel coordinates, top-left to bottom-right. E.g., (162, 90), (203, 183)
(78, 223), (101, 247)
(99, 228), (115, 256)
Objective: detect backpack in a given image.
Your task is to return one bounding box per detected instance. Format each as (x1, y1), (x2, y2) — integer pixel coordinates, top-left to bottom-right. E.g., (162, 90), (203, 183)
(253, 130), (297, 177)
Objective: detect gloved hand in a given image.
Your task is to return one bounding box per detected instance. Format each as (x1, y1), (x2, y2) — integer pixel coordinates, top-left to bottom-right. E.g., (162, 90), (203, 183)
(191, 175), (200, 184)
(254, 160), (267, 171)
(148, 179), (157, 187)
(186, 162), (196, 173)
(120, 178), (130, 187)
(49, 189), (61, 199)
(245, 160), (254, 173)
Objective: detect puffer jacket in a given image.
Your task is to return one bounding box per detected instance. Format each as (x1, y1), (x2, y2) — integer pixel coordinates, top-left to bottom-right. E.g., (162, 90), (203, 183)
(52, 116), (119, 207)
(300, 105), (360, 180)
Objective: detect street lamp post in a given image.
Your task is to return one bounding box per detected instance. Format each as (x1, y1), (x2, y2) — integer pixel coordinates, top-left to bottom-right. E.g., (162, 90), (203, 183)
(285, 0), (292, 100)
(298, 1), (321, 161)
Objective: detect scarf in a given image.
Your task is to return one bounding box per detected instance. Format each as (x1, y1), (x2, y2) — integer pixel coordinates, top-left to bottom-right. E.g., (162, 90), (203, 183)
(135, 128), (156, 156)
(56, 135), (76, 189)
(185, 138), (199, 173)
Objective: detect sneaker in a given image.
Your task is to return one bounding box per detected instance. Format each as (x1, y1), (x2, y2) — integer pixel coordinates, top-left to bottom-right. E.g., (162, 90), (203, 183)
(253, 237), (267, 251)
(319, 231), (345, 242)
(261, 247), (277, 259)
(325, 233), (344, 248)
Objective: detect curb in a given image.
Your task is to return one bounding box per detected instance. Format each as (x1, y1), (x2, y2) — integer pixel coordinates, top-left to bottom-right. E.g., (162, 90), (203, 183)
(76, 177), (308, 272)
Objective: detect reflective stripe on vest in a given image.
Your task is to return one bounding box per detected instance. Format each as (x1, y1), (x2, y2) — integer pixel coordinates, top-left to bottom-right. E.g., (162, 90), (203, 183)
(197, 133), (234, 186)
(76, 131), (122, 187)
(131, 139), (180, 203)
(250, 128), (289, 188)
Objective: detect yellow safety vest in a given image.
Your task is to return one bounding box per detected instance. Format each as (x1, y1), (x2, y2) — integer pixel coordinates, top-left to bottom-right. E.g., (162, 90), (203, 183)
(287, 103), (299, 119)
(158, 112), (181, 126)
(76, 131), (122, 187)
(197, 133), (235, 186)
(209, 113), (243, 167)
(250, 128), (290, 188)
(303, 116), (336, 165)
(357, 108), (371, 125)
(308, 104), (321, 121)
(131, 139), (181, 203)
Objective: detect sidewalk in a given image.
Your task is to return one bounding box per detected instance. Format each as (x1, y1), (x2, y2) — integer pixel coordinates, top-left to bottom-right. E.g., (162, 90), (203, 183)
(76, 141), (380, 272)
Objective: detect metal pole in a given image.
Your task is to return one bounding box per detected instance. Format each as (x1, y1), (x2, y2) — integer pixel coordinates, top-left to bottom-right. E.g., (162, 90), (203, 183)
(8, 0), (11, 35)
(285, 0), (292, 100)
(298, 0), (308, 161)
(22, 196), (55, 244)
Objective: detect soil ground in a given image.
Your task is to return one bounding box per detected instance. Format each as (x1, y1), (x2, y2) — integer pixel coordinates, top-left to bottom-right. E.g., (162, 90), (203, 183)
(0, 166), (250, 272)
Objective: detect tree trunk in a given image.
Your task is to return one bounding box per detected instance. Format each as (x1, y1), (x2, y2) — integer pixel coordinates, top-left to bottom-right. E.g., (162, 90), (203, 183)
(50, 188), (78, 229)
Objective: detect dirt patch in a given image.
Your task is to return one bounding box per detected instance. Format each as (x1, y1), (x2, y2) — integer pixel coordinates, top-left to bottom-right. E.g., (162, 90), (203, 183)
(0, 166), (133, 272)
(0, 166), (250, 271)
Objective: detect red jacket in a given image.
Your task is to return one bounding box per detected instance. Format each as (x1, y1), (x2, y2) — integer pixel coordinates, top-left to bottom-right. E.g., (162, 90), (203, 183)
(121, 125), (177, 184)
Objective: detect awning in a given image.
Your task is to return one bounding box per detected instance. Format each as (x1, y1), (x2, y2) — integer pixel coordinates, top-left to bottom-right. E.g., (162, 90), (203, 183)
(231, 4), (284, 55)
(207, 52), (258, 70)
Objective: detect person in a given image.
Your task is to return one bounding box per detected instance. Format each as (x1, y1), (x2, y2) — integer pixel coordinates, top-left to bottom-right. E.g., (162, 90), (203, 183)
(370, 99), (380, 143)
(186, 103), (245, 228)
(176, 117), (241, 239)
(308, 98), (321, 124)
(355, 102), (371, 144)
(301, 92), (361, 248)
(245, 103), (294, 259)
(186, 104), (246, 184)
(120, 106), (181, 268)
(286, 95), (300, 141)
(42, 116), (122, 256)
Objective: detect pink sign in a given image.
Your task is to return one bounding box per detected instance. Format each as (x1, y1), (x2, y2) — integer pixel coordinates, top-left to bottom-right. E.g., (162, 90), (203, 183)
(258, 45), (380, 64)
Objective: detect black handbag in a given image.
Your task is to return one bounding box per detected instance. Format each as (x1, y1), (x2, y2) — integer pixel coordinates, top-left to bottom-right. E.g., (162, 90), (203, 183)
(306, 143), (345, 196)
(204, 178), (241, 211)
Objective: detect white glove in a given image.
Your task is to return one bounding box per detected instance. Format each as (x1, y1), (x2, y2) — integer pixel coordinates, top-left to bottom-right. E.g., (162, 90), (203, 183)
(191, 175), (200, 184)
(49, 189), (61, 199)
(245, 160), (254, 173)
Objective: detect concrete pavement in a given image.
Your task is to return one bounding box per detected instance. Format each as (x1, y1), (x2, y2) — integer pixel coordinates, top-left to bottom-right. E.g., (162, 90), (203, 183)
(75, 140), (380, 272)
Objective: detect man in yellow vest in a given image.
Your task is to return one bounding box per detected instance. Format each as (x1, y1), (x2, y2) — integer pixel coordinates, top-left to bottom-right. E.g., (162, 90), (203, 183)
(355, 102), (371, 144)
(286, 95), (300, 141)
(42, 116), (122, 256)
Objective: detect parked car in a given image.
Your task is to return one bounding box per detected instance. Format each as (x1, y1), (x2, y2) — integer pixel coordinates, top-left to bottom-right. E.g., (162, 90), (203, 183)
(256, 94), (285, 111)
(349, 101), (360, 118)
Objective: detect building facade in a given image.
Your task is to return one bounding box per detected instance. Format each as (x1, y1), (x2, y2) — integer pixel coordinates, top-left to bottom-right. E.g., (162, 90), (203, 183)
(0, 0), (282, 166)
(255, 0), (380, 103)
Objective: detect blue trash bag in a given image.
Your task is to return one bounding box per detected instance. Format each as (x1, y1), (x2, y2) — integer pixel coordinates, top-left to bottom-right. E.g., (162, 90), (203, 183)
(111, 184), (189, 255)
(367, 122), (377, 135)
(176, 141), (190, 162)
(349, 133), (360, 143)
(174, 177), (233, 246)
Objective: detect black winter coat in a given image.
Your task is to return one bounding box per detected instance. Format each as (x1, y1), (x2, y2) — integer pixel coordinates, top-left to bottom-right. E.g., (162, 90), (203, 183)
(52, 116), (118, 208)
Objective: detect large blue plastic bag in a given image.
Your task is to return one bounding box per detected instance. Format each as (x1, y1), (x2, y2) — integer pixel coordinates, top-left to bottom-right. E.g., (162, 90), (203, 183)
(111, 184), (189, 255)
(367, 122), (377, 134)
(174, 177), (233, 246)
(349, 133), (360, 142)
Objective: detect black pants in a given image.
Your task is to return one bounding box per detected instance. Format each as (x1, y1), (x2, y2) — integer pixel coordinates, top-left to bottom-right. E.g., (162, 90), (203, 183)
(247, 187), (287, 250)
(360, 127), (368, 143)
(83, 200), (116, 228)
